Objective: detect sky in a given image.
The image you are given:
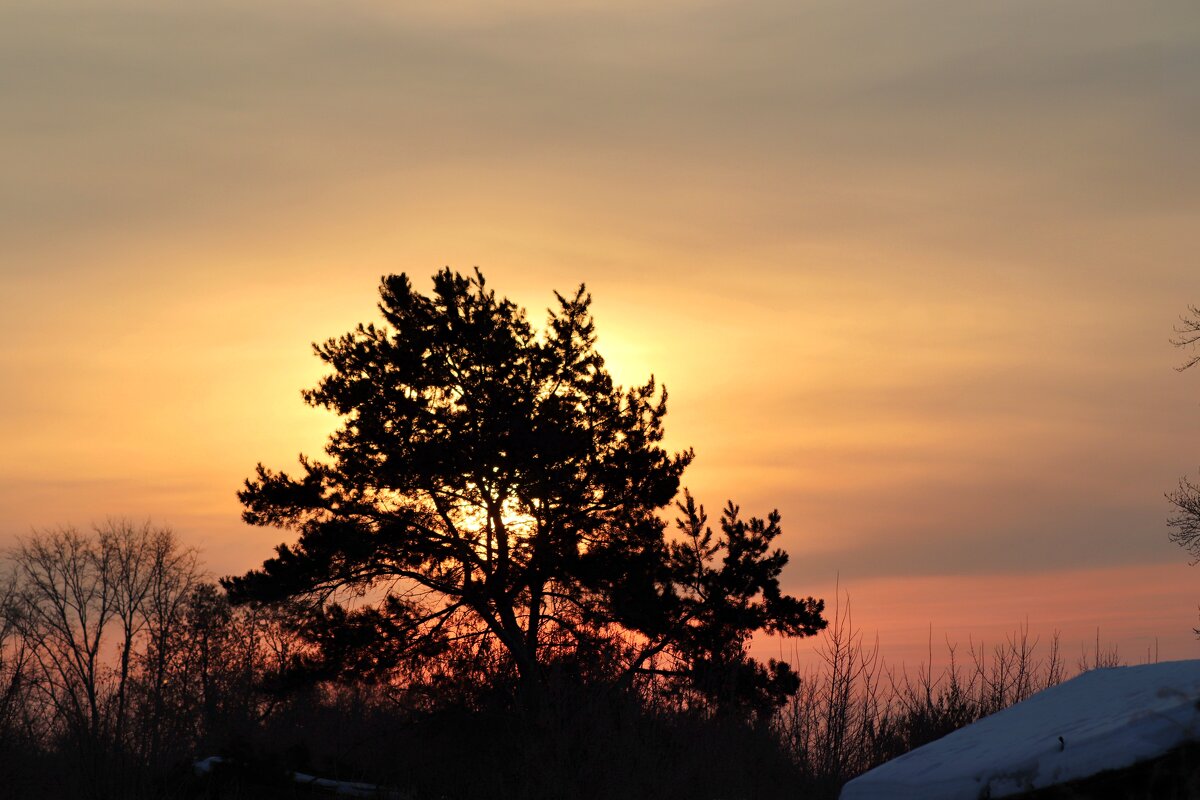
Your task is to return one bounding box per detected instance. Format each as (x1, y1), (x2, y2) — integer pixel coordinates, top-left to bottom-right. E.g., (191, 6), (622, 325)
(3, 0), (1199, 668)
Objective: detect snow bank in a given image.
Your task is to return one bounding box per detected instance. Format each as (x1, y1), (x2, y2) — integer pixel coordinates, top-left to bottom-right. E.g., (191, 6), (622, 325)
(840, 659), (1200, 799)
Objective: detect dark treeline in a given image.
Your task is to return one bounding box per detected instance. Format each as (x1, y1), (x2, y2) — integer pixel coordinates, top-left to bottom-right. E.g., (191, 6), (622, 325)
(0, 521), (1120, 799)
(0, 521), (294, 798)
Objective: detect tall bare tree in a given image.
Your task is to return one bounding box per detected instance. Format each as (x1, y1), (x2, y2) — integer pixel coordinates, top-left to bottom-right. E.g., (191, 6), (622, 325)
(9, 521), (197, 752)
(13, 526), (118, 744)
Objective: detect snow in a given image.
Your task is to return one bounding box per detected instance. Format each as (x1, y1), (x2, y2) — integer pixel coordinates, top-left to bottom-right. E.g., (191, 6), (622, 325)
(192, 755), (223, 776)
(291, 771), (406, 798)
(193, 755), (406, 798)
(840, 659), (1200, 799)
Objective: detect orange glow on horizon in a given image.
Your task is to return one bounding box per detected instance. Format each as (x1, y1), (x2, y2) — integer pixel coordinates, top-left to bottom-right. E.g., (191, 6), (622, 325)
(2, 0), (1199, 675)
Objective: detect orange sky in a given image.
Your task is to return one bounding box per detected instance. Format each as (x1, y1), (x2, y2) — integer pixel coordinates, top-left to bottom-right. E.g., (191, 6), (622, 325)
(3, 0), (1199, 667)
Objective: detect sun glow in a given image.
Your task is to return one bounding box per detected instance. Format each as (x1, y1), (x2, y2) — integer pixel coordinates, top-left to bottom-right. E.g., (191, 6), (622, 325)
(448, 494), (538, 549)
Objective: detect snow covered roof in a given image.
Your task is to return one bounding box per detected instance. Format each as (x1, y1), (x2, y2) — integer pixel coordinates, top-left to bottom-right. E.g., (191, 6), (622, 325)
(840, 659), (1200, 799)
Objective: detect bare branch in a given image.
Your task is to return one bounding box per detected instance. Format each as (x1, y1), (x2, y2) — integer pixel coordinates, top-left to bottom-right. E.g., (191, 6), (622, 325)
(1172, 304), (1200, 371)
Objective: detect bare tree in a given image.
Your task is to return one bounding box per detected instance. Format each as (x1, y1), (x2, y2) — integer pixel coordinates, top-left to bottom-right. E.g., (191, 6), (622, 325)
(1168, 476), (1200, 564)
(782, 588), (883, 791)
(0, 571), (34, 741)
(12, 526), (119, 745)
(1171, 305), (1200, 372)
(9, 521), (197, 754)
(1169, 306), (1200, 569)
(107, 521), (162, 745)
(130, 528), (199, 762)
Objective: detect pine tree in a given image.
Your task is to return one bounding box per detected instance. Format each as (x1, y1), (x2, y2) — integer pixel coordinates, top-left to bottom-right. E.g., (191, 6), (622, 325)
(225, 268), (824, 705)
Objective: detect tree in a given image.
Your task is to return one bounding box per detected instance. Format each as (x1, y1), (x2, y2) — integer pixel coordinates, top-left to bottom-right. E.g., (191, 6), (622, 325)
(1169, 306), (1200, 565)
(0, 572), (34, 745)
(648, 492), (827, 714)
(226, 269), (825, 705)
(8, 520), (198, 794)
(133, 581), (298, 761)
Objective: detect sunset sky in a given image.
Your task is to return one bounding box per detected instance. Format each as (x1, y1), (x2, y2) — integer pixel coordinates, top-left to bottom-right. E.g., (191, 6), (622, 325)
(3, 0), (1199, 668)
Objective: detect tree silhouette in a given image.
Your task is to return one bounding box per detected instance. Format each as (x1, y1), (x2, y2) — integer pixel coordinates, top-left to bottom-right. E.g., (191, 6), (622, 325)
(226, 269), (824, 704)
(1169, 306), (1200, 567)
